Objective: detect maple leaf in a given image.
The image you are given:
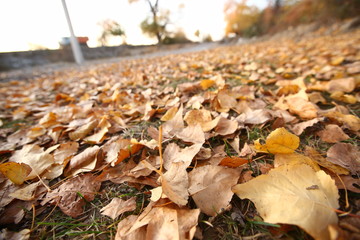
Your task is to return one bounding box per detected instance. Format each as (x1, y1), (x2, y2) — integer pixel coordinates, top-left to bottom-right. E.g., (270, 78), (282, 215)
(254, 127), (299, 154)
(232, 164), (339, 240)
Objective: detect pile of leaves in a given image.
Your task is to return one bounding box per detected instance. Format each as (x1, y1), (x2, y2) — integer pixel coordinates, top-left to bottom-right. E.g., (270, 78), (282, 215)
(0, 25), (359, 240)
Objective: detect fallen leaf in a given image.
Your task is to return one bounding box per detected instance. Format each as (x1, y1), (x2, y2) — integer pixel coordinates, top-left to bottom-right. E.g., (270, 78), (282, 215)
(0, 228), (30, 240)
(330, 91), (357, 104)
(162, 162), (189, 206)
(200, 79), (215, 90)
(115, 215), (146, 240)
(84, 116), (111, 144)
(232, 164), (339, 240)
(290, 118), (323, 135)
(326, 143), (360, 175)
(322, 111), (360, 131)
(0, 162), (31, 185)
(160, 106), (178, 121)
(9, 145), (55, 180)
(101, 197), (136, 220)
(188, 165), (240, 216)
(214, 117), (238, 136)
(9, 181), (44, 201)
(286, 97), (318, 119)
(68, 119), (98, 141)
(42, 173), (101, 218)
(53, 142), (79, 164)
(304, 146), (349, 175)
(184, 109), (220, 132)
(175, 124), (205, 144)
(65, 146), (101, 176)
(254, 127), (299, 154)
(316, 124), (350, 143)
(117, 201), (200, 240)
(163, 143), (202, 170)
(219, 156), (250, 168)
(237, 109), (272, 125)
(327, 77), (355, 93)
(274, 153), (320, 171)
(162, 105), (184, 137)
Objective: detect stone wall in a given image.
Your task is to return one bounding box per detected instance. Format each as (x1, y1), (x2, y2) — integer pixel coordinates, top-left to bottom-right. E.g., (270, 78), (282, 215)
(0, 44), (188, 71)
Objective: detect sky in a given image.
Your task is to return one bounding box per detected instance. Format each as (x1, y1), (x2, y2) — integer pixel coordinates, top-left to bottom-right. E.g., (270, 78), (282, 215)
(0, 0), (268, 52)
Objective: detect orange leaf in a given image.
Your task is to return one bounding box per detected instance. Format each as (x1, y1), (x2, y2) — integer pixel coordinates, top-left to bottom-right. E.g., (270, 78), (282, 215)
(200, 79), (215, 90)
(219, 156), (250, 168)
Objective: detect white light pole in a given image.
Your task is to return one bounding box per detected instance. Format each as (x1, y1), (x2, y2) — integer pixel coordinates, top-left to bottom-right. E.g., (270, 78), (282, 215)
(61, 0), (84, 65)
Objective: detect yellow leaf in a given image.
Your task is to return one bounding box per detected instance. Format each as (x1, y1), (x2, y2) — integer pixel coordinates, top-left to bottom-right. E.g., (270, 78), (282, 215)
(330, 91), (357, 104)
(0, 162), (31, 185)
(254, 127), (299, 154)
(232, 164), (339, 240)
(274, 153), (320, 171)
(330, 56), (344, 66)
(160, 106), (178, 121)
(200, 79), (215, 90)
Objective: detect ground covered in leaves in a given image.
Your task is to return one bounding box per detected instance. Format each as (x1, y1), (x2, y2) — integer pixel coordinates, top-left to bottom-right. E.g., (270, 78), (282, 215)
(0, 23), (359, 240)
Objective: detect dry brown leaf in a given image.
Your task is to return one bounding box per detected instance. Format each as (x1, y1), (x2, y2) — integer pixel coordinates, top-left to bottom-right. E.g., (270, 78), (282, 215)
(322, 111), (360, 131)
(175, 124), (205, 144)
(115, 215), (146, 240)
(188, 165), (240, 216)
(9, 181), (44, 201)
(327, 77), (355, 93)
(184, 109), (220, 132)
(163, 143), (202, 170)
(116, 201), (200, 240)
(0, 228), (30, 240)
(286, 97), (318, 119)
(232, 164), (339, 240)
(42, 173), (101, 218)
(162, 104), (184, 137)
(326, 143), (360, 175)
(84, 116), (111, 144)
(316, 124), (350, 143)
(65, 146), (101, 176)
(236, 109), (272, 125)
(9, 145), (55, 180)
(100, 197), (136, 220)
(215, 117), (238, 136)
(290, 118), (323, 135)
(0, 200), (33, 225)
(162, 162), (189, 206)
(53, 142), (79, 164)
(27, 126), (46, 139)
(304, 146), (349, 175)
(68, 119), (98, 141)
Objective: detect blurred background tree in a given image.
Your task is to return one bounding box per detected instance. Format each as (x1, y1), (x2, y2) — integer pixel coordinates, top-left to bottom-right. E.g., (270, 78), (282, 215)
(98, 19), (126, 46)
(224, 0), (260, 37)
(224, 0), (360, 38)
(130, 0), (170, 44)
